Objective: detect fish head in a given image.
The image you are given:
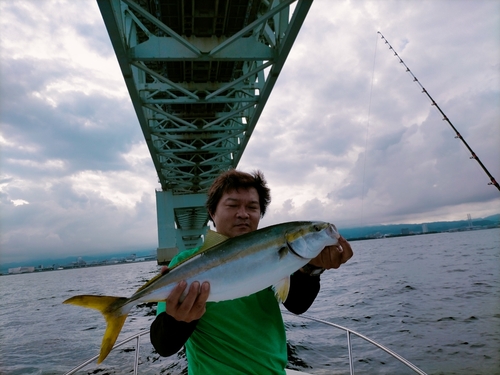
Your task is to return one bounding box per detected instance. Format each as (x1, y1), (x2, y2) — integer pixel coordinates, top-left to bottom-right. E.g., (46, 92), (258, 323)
(285, 221), (340, 259)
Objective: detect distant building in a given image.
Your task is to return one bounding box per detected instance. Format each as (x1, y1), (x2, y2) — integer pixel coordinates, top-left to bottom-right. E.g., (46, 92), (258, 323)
(8, 267), (35, 274)
(125, 254), (137, 262)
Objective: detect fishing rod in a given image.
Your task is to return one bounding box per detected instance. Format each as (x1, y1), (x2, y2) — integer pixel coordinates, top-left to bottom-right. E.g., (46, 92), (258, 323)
(377, 31), (500, 192)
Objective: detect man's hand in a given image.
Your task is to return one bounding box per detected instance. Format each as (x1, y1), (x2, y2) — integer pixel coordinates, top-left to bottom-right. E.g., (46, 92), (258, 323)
(307, 236), (353, 270)
(161, 267), (210, 322)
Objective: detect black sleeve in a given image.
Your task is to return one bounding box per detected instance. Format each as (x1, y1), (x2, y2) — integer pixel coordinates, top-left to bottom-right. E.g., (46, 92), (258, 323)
(150, 312), (198, 357)
(283, 271), (321, 315)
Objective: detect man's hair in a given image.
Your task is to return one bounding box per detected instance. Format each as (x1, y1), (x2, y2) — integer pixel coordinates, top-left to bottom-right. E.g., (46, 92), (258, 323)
(206, 169), (271, 221)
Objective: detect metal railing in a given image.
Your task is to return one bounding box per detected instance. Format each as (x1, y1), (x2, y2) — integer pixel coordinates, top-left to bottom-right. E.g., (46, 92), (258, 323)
(64, 330), (144, 375)
(64, 314), (427, 375)
(283, 312), (427, 375)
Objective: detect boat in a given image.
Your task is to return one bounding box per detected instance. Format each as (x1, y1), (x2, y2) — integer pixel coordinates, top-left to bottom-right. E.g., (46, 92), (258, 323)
(63, 312), (428, 375)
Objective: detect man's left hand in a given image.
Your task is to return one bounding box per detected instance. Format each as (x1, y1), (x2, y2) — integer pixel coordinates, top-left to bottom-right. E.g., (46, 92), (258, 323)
(307, 236), (353, 270)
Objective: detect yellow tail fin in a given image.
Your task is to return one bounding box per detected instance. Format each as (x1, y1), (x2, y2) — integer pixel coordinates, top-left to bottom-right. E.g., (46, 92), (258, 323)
(63, 295), (129, 363)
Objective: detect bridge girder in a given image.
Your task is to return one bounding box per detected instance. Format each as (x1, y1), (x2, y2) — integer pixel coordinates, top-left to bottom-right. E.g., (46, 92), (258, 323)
(97, 0), (312, 261)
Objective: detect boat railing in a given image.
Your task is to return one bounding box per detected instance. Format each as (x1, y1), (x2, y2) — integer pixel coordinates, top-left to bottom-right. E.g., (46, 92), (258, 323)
(64, 313), (428, 375)
(282, 312), (427, 375)
(64, 330), (144, 375)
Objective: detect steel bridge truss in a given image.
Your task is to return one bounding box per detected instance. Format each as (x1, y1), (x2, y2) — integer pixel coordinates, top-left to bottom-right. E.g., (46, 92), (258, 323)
(97, 0), (312, 261)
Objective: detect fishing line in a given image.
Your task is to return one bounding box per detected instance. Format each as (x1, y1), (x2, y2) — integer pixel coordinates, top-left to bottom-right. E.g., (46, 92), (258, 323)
(360, 33), (379, 226)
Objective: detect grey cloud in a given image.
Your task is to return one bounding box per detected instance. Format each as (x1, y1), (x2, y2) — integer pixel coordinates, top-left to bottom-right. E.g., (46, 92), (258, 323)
(1, 59), (141, 174)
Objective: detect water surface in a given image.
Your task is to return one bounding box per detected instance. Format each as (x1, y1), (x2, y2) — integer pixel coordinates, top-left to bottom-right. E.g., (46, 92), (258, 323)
(0, 228), (498, 374)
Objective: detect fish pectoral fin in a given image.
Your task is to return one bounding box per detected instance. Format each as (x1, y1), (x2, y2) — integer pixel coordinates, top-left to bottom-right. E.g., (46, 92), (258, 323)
(63, 295), (129, 364)
(278, 246), (288, 259)
(272, 276), (290, 303)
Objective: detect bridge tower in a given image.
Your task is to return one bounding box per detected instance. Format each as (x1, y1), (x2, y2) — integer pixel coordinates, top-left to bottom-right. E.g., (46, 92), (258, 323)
(97, 0), (312, 263)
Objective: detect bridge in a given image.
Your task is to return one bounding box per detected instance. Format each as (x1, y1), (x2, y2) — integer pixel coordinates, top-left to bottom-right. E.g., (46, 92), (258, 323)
(97, 0), (312, 263)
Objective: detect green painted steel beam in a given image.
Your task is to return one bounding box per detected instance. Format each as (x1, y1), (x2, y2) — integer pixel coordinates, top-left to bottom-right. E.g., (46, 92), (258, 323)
(96, 0), (312, 261)
(131, 36), (275, 61)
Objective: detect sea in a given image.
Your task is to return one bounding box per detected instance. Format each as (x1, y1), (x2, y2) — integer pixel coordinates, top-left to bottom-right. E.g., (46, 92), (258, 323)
(0, 228), (499, 375)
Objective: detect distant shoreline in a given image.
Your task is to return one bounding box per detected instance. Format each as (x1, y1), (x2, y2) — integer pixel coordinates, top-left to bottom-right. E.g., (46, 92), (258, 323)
(1, 257), (158, 276)
(345, 225), (499, 241)
(2, 226), (498, 276)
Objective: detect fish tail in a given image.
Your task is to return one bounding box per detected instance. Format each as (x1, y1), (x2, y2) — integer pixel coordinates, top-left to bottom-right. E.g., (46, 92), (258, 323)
(63, 295), (130, 363)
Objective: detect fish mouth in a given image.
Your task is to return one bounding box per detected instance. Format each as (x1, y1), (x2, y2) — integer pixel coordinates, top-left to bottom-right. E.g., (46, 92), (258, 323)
(327, 223), (340, 240)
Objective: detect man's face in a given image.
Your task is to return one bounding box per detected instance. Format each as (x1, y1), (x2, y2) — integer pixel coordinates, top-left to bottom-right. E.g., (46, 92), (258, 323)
(211, 187), (261, 238)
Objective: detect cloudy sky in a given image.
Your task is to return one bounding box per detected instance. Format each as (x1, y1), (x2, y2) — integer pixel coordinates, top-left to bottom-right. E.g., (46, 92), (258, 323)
(1, 0), (499, 264)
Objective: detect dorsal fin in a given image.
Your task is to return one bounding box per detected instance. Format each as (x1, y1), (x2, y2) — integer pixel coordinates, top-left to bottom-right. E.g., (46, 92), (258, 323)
(135, 230), (230, 294)
(161, 230), (228, 271)
(199, 229), (229, 251)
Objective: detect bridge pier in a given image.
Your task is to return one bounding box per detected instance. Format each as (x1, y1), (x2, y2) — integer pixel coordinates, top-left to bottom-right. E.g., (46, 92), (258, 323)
(156, 190), (208, 264)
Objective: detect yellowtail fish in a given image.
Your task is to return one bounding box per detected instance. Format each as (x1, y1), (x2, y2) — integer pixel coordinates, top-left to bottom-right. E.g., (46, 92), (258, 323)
(63, 221), (340, 363)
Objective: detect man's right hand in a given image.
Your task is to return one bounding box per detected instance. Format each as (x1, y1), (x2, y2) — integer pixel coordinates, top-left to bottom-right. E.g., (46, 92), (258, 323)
(164, 273), (210, 322)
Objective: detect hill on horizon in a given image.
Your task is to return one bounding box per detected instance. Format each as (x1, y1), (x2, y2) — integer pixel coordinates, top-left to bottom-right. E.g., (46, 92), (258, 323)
(337, 213), (499, 239)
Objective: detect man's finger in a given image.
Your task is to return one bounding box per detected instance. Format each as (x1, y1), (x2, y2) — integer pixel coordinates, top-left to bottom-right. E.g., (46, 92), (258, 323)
(328, 246), (342, 269)
(176, 281), (201, 314)
(166, 280), (187, 305)
(338, 237), (353, 262)
(192, 282), (210, 313)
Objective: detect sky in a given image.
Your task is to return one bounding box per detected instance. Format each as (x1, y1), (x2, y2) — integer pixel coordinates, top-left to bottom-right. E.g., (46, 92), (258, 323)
(1, 0), (499, 264)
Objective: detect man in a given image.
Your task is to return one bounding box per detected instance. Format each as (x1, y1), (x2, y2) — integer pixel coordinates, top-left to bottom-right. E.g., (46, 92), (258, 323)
(150, 169), (353, 374)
